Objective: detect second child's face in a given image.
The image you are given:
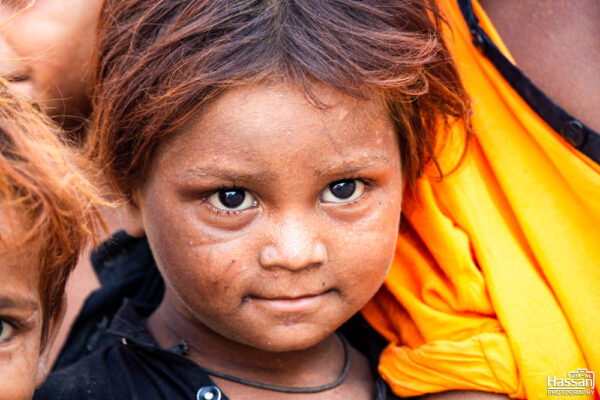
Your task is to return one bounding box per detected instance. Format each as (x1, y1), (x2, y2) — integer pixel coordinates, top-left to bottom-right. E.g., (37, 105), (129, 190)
(139, 84), (403, 352)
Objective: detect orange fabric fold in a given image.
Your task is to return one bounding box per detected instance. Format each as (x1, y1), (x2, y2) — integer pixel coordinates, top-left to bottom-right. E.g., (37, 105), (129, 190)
(362, 1), (600, 399)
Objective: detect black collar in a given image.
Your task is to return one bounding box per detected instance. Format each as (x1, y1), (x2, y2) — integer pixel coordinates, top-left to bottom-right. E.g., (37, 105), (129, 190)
(106, 300), (159, 350)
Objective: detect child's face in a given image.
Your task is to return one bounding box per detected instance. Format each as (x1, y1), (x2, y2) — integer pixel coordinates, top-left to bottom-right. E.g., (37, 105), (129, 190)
(138, 84), (403, 351)
(0, 0), (103, 121)
(0, 209), (48, 400)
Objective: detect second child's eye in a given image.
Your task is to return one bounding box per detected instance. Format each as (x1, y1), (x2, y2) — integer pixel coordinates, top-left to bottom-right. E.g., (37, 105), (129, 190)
(0, 320), (16, 344)
(207, 188), (257, 211)
(321, 179), (365, 203)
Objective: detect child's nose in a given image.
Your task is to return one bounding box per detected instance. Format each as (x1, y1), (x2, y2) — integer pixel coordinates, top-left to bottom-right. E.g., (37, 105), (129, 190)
(258, 217), (327, 272)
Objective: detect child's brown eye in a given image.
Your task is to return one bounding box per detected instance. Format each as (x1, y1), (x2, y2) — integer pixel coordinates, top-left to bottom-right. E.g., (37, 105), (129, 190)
(207, 188), (257, 211)
(321, 179), (365, 203)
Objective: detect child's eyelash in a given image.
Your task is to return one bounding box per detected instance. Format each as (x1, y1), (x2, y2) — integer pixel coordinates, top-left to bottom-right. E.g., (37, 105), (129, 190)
(343, 177), (374, 186)
(204, 202), (248, 216)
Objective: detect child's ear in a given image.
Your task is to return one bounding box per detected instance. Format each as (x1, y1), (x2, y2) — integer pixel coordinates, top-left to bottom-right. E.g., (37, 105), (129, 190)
(112, 187), (144, 237)
(35, 300), (67, 388)
(120, 202), (145, 238)
(125, 188), (146, 237)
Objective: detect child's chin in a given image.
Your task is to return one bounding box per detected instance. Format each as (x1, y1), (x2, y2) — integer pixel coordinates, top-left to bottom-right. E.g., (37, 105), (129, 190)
(245, 324), (336, 353)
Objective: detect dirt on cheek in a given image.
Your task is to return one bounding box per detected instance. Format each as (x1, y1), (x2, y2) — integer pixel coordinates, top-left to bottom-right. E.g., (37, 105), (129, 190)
(211, 258), (237, 285)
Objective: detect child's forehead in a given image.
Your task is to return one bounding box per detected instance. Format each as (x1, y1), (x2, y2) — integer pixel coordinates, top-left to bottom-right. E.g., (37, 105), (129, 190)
(0, 205), (40, 290)
(206, 83), (387, 120)
(152, 83), (399, 176)
(0, 204), (36, 258)
(171, 83), (393, 150)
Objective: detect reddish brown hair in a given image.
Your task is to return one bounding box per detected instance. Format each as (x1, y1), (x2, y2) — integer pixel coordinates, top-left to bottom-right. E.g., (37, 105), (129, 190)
(91, 0), (470, 199)
(0, 81), (102, 349)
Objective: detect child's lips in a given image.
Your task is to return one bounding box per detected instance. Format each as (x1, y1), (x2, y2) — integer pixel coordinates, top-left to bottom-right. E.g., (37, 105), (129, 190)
(247, 291), (334, 313)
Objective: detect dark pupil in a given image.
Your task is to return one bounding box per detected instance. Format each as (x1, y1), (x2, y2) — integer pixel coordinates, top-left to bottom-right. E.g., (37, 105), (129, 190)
(329, 180), (356, 199)
(219, 189), (245, 208)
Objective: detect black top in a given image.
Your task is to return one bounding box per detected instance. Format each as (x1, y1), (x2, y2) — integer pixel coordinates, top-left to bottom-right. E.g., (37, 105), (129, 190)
(52, 232), (165, 370)
(37, 233), (401, 400)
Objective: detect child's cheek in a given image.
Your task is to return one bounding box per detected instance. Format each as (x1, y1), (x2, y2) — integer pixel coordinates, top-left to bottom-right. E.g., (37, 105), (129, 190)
(338, 228), (395, 298)
(0, 334), (41, 400)
(194, 247), (254, 304)
(333, 196), (401, 305)
(148, 218), (257, 314)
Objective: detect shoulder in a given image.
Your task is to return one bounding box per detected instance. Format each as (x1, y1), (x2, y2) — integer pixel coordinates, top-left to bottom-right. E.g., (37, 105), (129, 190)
(34, 370), (107, 400)
(35, 349), (117, 400)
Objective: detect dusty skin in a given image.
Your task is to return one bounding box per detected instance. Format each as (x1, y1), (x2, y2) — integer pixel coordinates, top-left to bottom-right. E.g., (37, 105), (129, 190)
(141, 83), (403, 399)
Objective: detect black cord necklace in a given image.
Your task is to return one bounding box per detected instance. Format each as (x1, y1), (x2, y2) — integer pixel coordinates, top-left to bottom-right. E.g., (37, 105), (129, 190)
(190, 333), (351, 394)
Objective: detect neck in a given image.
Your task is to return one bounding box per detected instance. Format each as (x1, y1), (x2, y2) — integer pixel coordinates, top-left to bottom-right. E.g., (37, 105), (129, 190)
(146, 292), (346, 388)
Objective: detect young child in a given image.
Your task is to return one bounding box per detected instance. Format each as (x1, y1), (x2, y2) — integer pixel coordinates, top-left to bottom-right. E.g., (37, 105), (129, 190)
(0, 81), (101, 400)
(36, 1), (472, 399)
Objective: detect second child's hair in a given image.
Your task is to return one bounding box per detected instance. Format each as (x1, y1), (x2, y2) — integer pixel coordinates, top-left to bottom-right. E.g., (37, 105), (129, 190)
(91, 0), (470, 199)
(0, 82), (102, 349)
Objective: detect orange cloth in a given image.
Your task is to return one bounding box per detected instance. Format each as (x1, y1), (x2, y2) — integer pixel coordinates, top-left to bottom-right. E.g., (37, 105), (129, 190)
(361, 1), (600, 399)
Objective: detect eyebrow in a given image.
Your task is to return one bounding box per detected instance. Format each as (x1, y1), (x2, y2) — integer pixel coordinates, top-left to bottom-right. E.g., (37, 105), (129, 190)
(0, 296), (39, 311)
(182, 166), (276, 183)
(182, 154), (391, 182)
(311, 154), (391, 178)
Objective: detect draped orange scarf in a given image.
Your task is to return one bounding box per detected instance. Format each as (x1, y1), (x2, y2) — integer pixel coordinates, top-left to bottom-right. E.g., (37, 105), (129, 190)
(361, 1), (600, 399)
